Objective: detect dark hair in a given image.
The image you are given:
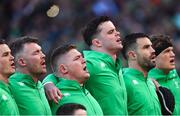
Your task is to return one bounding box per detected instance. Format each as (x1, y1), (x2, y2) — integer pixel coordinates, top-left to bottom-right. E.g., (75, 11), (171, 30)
(0, 39), (6, 44)
(82, 16), (111, 46)
(50, 44), (76, 72)
(150, 35), (173, 56)
(56, 103), (86, 115)
(9, 36), (39, 57)
(122, 33), (150, 59)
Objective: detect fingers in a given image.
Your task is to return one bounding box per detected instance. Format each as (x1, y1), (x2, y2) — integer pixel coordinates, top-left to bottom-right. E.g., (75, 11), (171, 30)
(46, 90), (53, 101)
(46, 88), (61, 104)
(44, 83), (54, 100)
(57, 89), (62, 99)
(52, 89), (61, 104)
(44, 82), (61, 104)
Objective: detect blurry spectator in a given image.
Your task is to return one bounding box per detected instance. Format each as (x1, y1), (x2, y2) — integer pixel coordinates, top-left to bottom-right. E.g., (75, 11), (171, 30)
(0, 0), (179, 73)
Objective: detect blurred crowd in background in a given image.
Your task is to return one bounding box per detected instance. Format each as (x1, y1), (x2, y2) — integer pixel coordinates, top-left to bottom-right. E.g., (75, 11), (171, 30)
(0, 0), (180, 74)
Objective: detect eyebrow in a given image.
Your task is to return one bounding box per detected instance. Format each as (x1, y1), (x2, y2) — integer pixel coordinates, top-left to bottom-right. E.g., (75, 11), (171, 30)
(32, 49), (41, 54)
(73, 54), (82, 61)
(164, 48), (173, 52)
(142, 44), (150, 48)
(2, 51), (10, 56)
(107, 29), (115, 33)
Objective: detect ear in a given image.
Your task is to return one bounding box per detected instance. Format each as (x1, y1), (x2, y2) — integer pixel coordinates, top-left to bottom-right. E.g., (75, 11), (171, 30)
(128, 51), (136, 60)
(59, 64), (68, 75)
(92, 38), (102, 47)
(17, 58), (26, 66)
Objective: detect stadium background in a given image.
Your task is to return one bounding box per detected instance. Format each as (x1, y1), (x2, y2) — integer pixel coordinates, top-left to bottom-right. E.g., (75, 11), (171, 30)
(0, 0), (179, 75)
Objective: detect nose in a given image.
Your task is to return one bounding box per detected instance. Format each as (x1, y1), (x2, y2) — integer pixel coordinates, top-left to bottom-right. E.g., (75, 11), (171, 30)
(171, 50), (175, 57)
(41, 52), (46, 59)
(151, 46), (155, 52)
(116, 30), (120, 36)
(150, 46), (156, 55)
(10, 54), (14, 61)
(82, 57), (86, 64)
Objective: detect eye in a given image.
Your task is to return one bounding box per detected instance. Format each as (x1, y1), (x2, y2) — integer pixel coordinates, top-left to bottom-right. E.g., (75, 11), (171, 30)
(33, 50), (41, 55)
(73, 55), (82, 61)
(107, 29), (114, 34)
(73, 56), (79, 61)
(2, 52), (9, 57)
(143, 45), (150, 49)
(164, 49), (171, 53)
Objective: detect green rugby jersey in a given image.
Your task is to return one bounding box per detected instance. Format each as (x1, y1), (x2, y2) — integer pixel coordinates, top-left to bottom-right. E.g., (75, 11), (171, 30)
(149, 68), (180, 115)
(9, 72), (52, 115)
(83, 50), (128, 115)
(47, 74), (103, 115)
(123, 68), (161, 115)
(0, 80), (19, 115)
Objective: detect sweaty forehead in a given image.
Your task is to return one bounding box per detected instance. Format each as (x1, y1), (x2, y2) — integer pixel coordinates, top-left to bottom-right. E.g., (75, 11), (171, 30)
(0, 44), (11, 53)
(98, 21), (115, 32)
(65, 49), (81, 58)
(23, 43), (41, 52)
(136, 37), (152, 47)
(58, 49), (81, 64)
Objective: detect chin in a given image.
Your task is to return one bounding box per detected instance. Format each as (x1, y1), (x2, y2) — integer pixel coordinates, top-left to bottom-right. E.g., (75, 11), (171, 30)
(40, 70), (47, 75)
(9, 69), (15, 74)
(6, 72), (14, 77)
(169, 66), (175, 70)
(84, 74), (90, 79)
(120, 44), (123, 48)
(85, 75), (90, 78)
(11, 69), (15, 72)
(42, 69), (47, 73)
(117, 45), (123, 49)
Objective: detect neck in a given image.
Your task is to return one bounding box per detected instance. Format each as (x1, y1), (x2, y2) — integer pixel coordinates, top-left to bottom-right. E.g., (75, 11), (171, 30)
(16, 68), (39, 83)
(128, 61), (147, 77)
(156, 66), (171, 74)
(91, 47), (117, 62)
(0, 74), (8, 83)
(60, 73), (84, 86)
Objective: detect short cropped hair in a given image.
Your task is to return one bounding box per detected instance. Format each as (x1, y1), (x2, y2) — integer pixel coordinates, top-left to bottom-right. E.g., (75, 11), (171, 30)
(122, 33), (150, 59)
(56, 103), (86, 115)
(82, 16), (111, 46)
(50, 44), (76, 72)
(9, 36), (39, 57)
(150, 35), (173, 56)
